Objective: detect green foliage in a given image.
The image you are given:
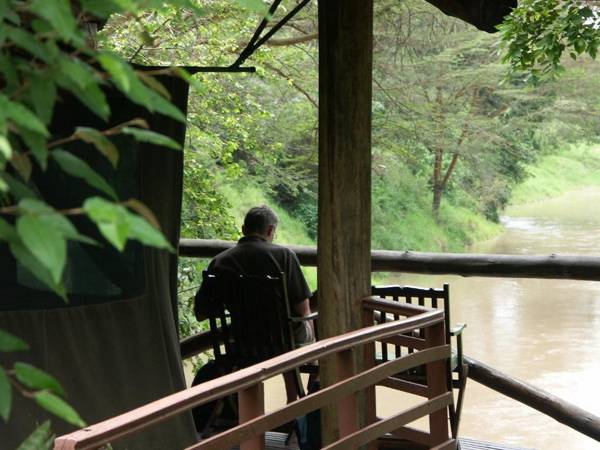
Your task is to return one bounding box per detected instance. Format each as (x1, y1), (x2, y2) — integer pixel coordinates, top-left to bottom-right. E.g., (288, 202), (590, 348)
(34, 391), (85, 427)
(500, 0), (600, 81)
(16, 421), (54, 450)
(0, 0), (201, 296)
(0, 330), (84, 430)
(511, 143), (600, 204)
(13, 363), (66, 398)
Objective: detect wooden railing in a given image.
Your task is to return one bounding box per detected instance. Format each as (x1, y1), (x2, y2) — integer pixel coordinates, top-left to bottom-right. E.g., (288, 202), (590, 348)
(178, 239), (600, 443)
(55, 299), (455, 450)
(179, 238), (600, 281)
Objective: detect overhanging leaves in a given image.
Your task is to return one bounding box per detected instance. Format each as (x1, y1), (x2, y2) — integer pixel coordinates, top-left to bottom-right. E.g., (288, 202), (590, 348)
(34, 391), (85, 427)
(75, 127), (119, 167)
(14, 363), (66, 398)
(52, 150), (118, 199)
(0, 329), (29, 352)
(16, 421), (54, 450)
(0, 366), (11, 421)
(122, 127), (181, 150)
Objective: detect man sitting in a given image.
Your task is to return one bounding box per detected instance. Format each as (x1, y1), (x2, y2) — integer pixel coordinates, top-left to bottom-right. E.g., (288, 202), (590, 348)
(195, 205), (315, 402)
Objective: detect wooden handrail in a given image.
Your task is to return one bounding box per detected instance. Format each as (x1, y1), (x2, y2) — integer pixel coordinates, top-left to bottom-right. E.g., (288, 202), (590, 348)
(55, 304), (445, 450)
(465, 356), (600, 442)
(179, 238), (600, 281)
(187, 345), (451, 450)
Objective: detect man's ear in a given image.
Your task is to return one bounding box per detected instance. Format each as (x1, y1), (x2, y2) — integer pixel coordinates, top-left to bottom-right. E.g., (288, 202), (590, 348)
(241, 225), (247, 235)
(266, 225), (276, 240)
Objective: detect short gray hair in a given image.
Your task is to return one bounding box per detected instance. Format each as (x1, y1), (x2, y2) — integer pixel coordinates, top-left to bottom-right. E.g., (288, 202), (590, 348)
(243, 205), (278, 235)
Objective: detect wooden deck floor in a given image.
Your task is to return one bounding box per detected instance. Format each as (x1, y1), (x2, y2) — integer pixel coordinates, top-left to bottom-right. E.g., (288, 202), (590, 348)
(248, 432), (536, 450)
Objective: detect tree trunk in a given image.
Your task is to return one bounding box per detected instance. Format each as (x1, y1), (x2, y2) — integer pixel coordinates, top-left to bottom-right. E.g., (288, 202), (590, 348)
(432, 147), (444, 222)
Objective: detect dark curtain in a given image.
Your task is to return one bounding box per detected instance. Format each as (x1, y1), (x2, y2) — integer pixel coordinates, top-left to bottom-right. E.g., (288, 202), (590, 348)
(0, 75), (196, 449)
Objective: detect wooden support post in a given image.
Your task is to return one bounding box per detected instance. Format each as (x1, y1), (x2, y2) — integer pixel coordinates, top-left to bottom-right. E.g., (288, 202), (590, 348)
(318, 0), (373, 445)
(426, 322), (450, 445)
(336, 349), (359, 442)
(238, 382), (265, 450)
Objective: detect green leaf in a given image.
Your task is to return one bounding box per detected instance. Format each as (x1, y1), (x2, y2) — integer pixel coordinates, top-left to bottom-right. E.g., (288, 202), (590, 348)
(0, 176), (7, 192)
(55, 63), (110, 121)
(0, 216), (17, 242)
(127, 213), (172, 250)
(0, 0), (9, 21)
(0, 94), (49, 137)
(122, 127), (181, 150)
(17, 214), (66, 284)
(34, 391), (85, 427)
(75, 127), (119, 167)
(234, 0), (270, 15)
(0, 134), (11, 160)
(51, 150), (118, 199)
(0, 173), (36, 200)
(83, 197), (130, 251)
(59, 56), (99, 90)
(124, 199), (160, 229)
(20, 129), (48, 169)
(5, 25), (50, 62)
(29, 75), (57, 125)
(14, 363), (66, 398)
(10, 240), (66, 299)
(11, 152), (33, 182)
(97, 52), (131, 93)
(30, 0), (78, 43)
(18, 199), (97, 246)
(0, 329), (29, 352)
(0, 366), (11, 421)
(138, 72), (171, 100)
(83, 197), (172, 251)
(171, 67), (204, 91)
(16, 420), (54, 450)
(97, 55), (185, 122)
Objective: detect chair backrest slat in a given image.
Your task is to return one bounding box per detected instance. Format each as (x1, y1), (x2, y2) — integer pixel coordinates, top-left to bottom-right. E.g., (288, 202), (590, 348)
(202, 270), (293, 370)
(371, 284), (450, 362)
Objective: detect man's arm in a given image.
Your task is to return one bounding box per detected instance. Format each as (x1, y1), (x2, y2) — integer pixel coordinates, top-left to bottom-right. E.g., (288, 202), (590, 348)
(293, 298), (314, 335)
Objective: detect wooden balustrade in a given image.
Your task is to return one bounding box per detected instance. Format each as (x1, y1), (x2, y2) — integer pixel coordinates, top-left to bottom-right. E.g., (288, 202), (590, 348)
(55, 299), (455, 450)
(179, 238), (600, 281)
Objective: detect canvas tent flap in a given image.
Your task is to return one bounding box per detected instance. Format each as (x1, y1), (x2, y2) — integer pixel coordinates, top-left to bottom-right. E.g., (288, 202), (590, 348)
(0, 75), (196, 449)
(425, 0), (517, 32)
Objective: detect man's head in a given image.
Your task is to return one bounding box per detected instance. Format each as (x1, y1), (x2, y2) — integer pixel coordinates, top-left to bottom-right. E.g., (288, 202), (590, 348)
(242, 205), (279, 242)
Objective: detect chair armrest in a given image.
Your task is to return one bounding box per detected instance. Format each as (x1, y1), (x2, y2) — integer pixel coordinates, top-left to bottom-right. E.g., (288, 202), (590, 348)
(290, 312), (319, 322)
(450, 323), (466, 336)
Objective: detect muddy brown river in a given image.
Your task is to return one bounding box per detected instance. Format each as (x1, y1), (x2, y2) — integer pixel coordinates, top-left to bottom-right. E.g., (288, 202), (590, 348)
(388, 188), (600, 449)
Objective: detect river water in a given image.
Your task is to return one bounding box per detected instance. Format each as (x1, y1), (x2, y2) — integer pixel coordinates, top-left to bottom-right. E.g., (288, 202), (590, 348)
(388, 188), (600, 449)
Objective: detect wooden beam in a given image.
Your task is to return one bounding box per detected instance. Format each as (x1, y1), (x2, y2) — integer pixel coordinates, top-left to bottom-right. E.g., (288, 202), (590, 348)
(179, 239), (600, 281)
(465, 356), (600, 441)
(318, 0), (374, 444)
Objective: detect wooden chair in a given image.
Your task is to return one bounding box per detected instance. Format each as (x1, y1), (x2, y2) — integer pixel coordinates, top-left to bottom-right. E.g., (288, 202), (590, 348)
(197, 270), (317, 435)
(371, 283), (467, 440)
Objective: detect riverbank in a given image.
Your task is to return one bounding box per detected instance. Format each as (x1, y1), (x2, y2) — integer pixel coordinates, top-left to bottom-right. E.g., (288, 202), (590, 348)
(510, 143), (600, 205)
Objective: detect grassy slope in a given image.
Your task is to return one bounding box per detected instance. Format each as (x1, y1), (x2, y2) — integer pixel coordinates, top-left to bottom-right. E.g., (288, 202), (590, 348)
(510, 143), (600, 205)
(223, 164), (501, 290)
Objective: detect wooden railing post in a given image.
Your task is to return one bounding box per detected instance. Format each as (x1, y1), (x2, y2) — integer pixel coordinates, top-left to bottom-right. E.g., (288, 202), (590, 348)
(426, 320), (450, 446)
(238, 382), (265, 450)
(362, 307), (378, 450)
(336, 349), (359, 442)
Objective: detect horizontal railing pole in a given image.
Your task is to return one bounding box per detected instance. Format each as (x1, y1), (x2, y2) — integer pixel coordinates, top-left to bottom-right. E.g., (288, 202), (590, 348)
(180, 330), (212, 359)
(465, 356), (600, 441)
(55, 308), (443, 450)
(179, 238), (600, 281)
